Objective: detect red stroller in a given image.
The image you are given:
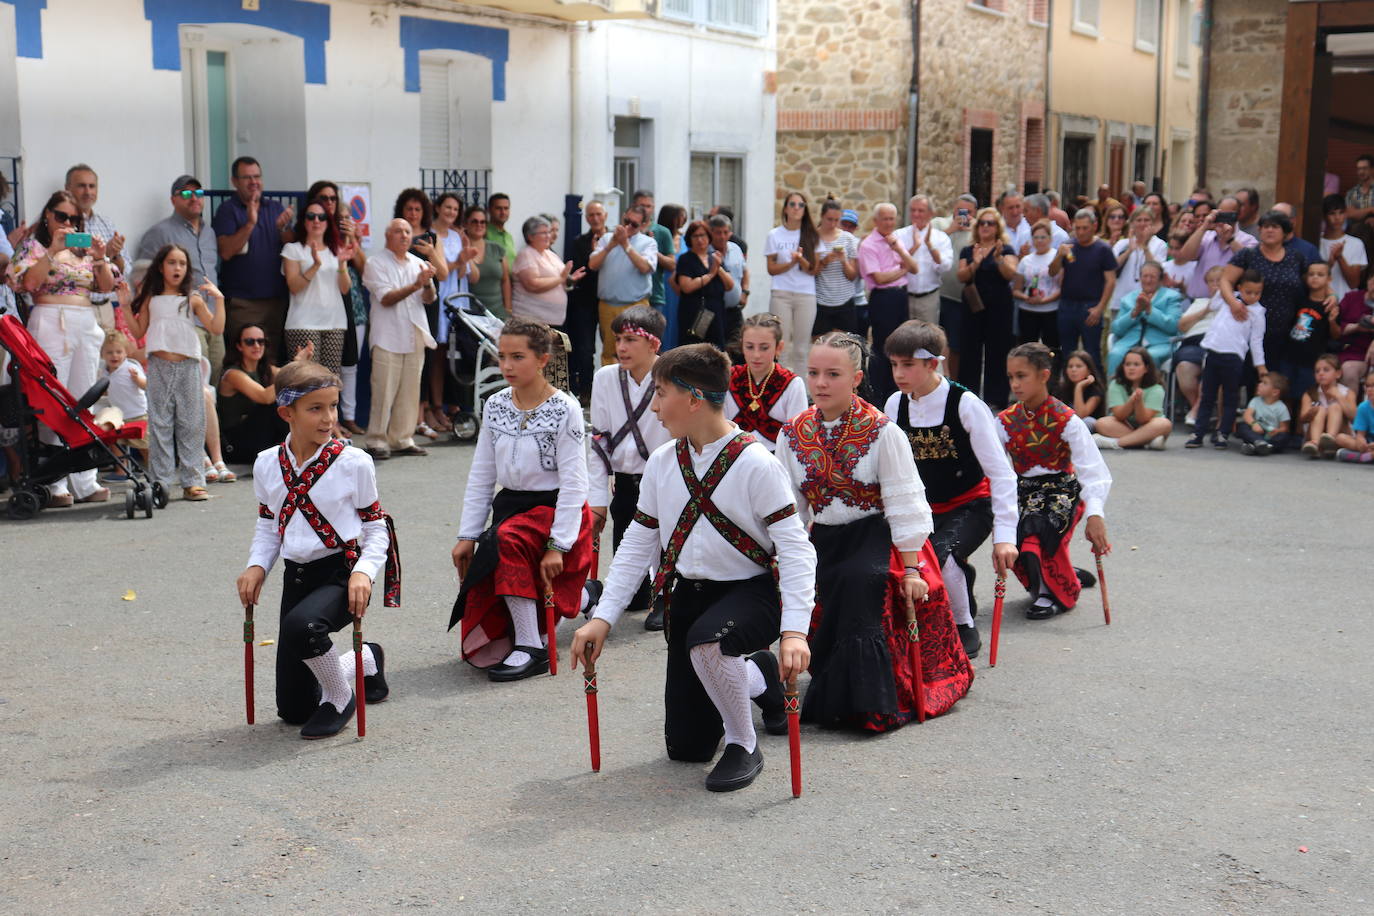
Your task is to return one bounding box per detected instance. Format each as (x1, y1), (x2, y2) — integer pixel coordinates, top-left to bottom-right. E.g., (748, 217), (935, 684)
(0, 314), (163, 520)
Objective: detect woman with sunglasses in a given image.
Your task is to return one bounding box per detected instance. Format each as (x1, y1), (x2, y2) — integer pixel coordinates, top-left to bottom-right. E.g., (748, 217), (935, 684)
(464, 205), (510, 320)
(7, 190), (116, 507)
(955, 207), (1019, 409)
(281, 197), (355, 378)
(765, 192), (819, 374)
(305, 180), (370, 436)
(217, 324), (290, 464)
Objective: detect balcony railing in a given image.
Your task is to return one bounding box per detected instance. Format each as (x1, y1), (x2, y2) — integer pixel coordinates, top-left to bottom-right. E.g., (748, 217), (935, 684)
(454, 0), (654, 21)
(661, 0), (767, 34)
(420, 169), (492, 210)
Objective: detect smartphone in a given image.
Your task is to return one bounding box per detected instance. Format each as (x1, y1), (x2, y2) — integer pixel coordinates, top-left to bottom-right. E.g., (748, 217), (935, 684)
(1215, 212), (1238, 225)
(957, 209), (970, 218)
(65, 231), (93, 248)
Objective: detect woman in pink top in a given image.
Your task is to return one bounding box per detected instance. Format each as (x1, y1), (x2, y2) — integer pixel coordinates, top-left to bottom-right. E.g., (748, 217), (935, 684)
(512, 216), (584, 326)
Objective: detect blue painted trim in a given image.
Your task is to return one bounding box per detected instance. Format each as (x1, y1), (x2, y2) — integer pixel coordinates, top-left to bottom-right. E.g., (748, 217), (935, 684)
(1, 0), (46, 58)
(143, 0), (330, 84)
(399, 16), (508, 102)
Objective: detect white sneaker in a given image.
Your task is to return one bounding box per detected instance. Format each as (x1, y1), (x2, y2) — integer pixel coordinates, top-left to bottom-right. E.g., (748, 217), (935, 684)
(1185, 412), (1197, 428)
(1092, 432), (1122, 450)
(1148, 435), (1168, 450)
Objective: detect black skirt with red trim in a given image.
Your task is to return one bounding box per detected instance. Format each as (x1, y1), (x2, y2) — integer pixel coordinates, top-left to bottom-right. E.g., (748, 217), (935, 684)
(1011, 472), (1084, 608)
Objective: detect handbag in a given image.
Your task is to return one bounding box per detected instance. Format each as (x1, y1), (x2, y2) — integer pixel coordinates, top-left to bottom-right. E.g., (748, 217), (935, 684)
(962, 281), (985, 314)
(690, 305), (716, 340)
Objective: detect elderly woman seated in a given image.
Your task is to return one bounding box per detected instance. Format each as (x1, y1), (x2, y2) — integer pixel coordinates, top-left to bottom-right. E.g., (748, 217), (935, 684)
(1107, 260), (1183, 376)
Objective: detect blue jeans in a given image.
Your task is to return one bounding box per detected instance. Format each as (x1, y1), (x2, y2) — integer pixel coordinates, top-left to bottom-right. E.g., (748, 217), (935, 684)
(1057, 299), (1102, 370)
(1195, 350), (1244, 435)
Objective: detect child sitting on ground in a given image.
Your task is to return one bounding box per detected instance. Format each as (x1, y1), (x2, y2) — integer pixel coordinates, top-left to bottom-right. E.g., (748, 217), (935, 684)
(1235, 373), (1291, 456)
(1186, 269), (1266, 450)
(1092, 346), (1173, 450)
(1299, 353), (1357, 459)
(1055, 349), (1105, 432)
(1335, 369), (1374, 464)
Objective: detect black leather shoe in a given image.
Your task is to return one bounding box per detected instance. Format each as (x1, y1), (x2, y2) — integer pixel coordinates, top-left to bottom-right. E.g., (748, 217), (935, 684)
(644, 600), (665, 632)
(1074, 567), (1097, 589)
(487, 646), (550, 682)
(300, 695), (356, 739)
(705, 743), (764, 792)
(958, 623), (981, 659)
(364, 642), (389, 703)
(1025, 598), (1064, 620)
(581, 580), (604, 619)
(748, 650), (788, 736)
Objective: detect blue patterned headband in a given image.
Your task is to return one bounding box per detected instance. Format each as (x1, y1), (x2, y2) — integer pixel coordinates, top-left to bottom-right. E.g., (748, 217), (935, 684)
(276, 381), (337, 407)
(672, 374), (726, 405)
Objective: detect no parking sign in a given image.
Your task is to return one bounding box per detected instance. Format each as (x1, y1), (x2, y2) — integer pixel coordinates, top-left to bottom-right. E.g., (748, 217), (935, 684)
(340, 183), (372, 248)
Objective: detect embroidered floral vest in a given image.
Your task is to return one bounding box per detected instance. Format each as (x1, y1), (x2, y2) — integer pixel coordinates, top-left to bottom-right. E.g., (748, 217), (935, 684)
(997, 396), (1075, 477)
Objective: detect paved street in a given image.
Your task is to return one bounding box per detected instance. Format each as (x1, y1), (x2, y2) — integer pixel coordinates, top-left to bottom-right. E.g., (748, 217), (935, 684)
(1, 435), (1370, 914)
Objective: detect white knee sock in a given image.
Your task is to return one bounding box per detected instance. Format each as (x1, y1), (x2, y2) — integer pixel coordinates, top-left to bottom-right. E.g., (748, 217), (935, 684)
(303, 649), (353, 713)
(943, 556), (973, 627)
(337, 643), (377, 679)
(504, 595), (543, 666)
(689, 642), (757, 753)
(745, 657), (767, 699)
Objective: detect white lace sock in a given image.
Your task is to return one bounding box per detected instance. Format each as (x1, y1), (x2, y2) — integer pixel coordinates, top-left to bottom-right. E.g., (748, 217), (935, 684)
(943, 556), (973, 627)
(745, 657), (767, 699)
(337, 643), (377, 679)
(503, 595), (543, 667)
(689, 642), (757, 753)
(580, 585), (593, 612)
(303, 649), (353, 713)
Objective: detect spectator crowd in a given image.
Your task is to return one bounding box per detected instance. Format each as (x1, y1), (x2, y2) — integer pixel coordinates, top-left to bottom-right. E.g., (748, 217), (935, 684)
(3, 154), (1374, 510)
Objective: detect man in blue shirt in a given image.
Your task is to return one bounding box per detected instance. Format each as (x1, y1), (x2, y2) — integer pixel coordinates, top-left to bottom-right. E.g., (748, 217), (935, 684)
(589, 205), (657, 365)
(212, 156), (296, 361)
(1049, 209), (1118, 371)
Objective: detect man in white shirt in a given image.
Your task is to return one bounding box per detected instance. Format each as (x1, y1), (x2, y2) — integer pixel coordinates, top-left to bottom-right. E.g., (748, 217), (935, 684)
(1319, 193), (1368, 299)
(1024, 194), (1070, 252)
(361, 219), (436, 459)
(894, 194), (953, 325)
(999, 191), (1032, 256)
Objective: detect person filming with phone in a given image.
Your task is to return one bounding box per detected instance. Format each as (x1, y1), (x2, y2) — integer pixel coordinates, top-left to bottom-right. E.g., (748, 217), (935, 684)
(1174, 196), (1257, 301)
(6, 190), (118, 507)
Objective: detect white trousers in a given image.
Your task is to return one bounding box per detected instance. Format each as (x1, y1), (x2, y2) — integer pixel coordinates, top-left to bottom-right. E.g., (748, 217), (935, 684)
(28, 304), (103, 498)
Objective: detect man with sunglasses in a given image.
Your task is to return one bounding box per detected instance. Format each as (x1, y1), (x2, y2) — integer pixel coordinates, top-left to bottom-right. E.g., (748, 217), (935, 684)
(588, 205), (657, 365)
(136, 175), (225, 379)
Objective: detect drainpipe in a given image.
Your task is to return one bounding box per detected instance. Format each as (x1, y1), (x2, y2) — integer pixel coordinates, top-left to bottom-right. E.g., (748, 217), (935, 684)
(1153, 0), (1165, 192)
(1044, 0), (1053, 194)
(1196, 0), (1213, 189)
(903, 1), (920, 199)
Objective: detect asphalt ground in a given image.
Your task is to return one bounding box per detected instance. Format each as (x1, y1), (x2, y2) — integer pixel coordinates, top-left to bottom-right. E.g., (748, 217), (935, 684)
(1, 433), (1371, 914)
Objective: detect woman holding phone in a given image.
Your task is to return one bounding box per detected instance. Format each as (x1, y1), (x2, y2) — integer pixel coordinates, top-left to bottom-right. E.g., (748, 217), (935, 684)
(6, 190), (117, 506)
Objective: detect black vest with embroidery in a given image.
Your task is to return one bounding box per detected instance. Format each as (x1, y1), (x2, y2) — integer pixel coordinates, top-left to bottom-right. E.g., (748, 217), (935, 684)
(895, 384), (983, 506)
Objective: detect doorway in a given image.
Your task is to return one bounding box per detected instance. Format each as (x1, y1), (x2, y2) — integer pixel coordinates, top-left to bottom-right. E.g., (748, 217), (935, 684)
(969, 128), (993, 212)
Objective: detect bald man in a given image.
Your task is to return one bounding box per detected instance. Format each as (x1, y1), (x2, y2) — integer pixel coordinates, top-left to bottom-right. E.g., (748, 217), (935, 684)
(858, 202), (922, 400)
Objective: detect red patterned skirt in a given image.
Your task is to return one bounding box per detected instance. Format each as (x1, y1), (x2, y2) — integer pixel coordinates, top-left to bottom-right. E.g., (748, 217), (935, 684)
(803, 514), (973, 733)
(451, 501), (595, 669)
(1011, 473), (1084, 609)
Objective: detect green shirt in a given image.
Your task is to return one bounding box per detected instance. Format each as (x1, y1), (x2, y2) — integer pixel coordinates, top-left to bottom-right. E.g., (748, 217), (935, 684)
(1107, 381), (1164, 412)
(649, 223), (674, 307)
(486, 226), (516, 268)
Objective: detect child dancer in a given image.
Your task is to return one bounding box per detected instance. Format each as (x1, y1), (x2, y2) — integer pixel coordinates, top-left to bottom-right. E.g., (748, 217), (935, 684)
(1236, 372), (1291, 456)
(999, 343), (1112, 619)
(883, 320), (1018, 659)
(1299, 353), (1357, 459)
(777, 332), (971, 730)
(451, 318), (596, 682)
(571, 344), (817, 793)
(1185, 269), (1266, 450)
(725, 313), (808, 452)
(588, 306), (672, 630)
(236, 359), (399, 739)
(126, 244), (224, 502)
(1055, 349), (1104, 431)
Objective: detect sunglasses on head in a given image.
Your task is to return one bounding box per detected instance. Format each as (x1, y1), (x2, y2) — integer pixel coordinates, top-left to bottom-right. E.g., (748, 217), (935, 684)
(177, 189), (206, 199)
(241, 337), (267, 346)
(304, 212), (329, 222)
(52, 210), (78, 224)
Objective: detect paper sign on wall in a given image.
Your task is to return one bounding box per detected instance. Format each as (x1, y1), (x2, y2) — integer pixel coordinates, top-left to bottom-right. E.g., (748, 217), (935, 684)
(340, 183), (372, 248)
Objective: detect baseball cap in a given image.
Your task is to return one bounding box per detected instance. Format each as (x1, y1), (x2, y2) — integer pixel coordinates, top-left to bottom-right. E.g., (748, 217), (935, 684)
(170, 175), (202, 195)
(841, 209), (860, 225)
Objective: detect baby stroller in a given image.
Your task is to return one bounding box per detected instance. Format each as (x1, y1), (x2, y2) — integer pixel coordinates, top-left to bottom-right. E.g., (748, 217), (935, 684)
(443, 292), (574, 431)
(0, 314), (162, 520)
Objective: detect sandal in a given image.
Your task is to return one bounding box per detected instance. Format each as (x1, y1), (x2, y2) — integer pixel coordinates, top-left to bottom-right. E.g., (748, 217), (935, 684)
(183, 486), (209, 501)
(213, 461), (236, 483)
(416, 422), (439, 439)
(203, 456), (219, 483)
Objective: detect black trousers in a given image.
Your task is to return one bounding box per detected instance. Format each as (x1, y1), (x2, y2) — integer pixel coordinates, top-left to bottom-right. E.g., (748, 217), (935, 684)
(959, 303), (1014, 410)
(723, 306), (744, 360)
(664, 575), (780, 762)
(812, 300), (858, 336)
(276, 553), (353, 724)
(562, 301), (599, 398)
(1195, 350), (1244, 436)
(867, 286), (909, 404)
(1017, 307), (1061, 352)
(610, 472), (652, 609)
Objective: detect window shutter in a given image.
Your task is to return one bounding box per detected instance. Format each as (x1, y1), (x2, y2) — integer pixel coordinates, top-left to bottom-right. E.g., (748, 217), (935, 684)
(419, 59), (451, 170)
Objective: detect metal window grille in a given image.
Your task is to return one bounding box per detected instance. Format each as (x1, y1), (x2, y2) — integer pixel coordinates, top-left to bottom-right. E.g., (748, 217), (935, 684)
(419, 169), (492, 210)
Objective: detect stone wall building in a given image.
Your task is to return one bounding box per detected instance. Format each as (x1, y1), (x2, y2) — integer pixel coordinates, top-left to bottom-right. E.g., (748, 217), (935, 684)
(775, 0), (1047, 228)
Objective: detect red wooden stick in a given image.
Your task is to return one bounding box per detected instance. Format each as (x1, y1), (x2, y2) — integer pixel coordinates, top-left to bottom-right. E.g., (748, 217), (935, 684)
(583, 645), (601, 772)
(905, 598), (926, 724)
(244, 603), (255, 725)
(544, 587), (558, 676)
(1095, 551), (1111, 626)
(989, 574), (1006, 668)
(785, 673), (801, 798)
(353, 616), (366, 738)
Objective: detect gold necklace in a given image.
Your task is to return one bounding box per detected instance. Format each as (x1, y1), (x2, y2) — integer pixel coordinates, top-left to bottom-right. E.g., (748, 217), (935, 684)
(511, 384), (552, 430)
(745, 363), (776, 412)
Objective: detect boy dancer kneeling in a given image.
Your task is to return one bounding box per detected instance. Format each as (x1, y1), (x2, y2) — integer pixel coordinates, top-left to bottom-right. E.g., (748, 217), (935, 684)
(571, 344), (817, 792)
(237, 360), (400, 739)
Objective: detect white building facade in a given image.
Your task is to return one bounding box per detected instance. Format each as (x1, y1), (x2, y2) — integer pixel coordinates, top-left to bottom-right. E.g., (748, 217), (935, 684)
(0, 0), (776, 278)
